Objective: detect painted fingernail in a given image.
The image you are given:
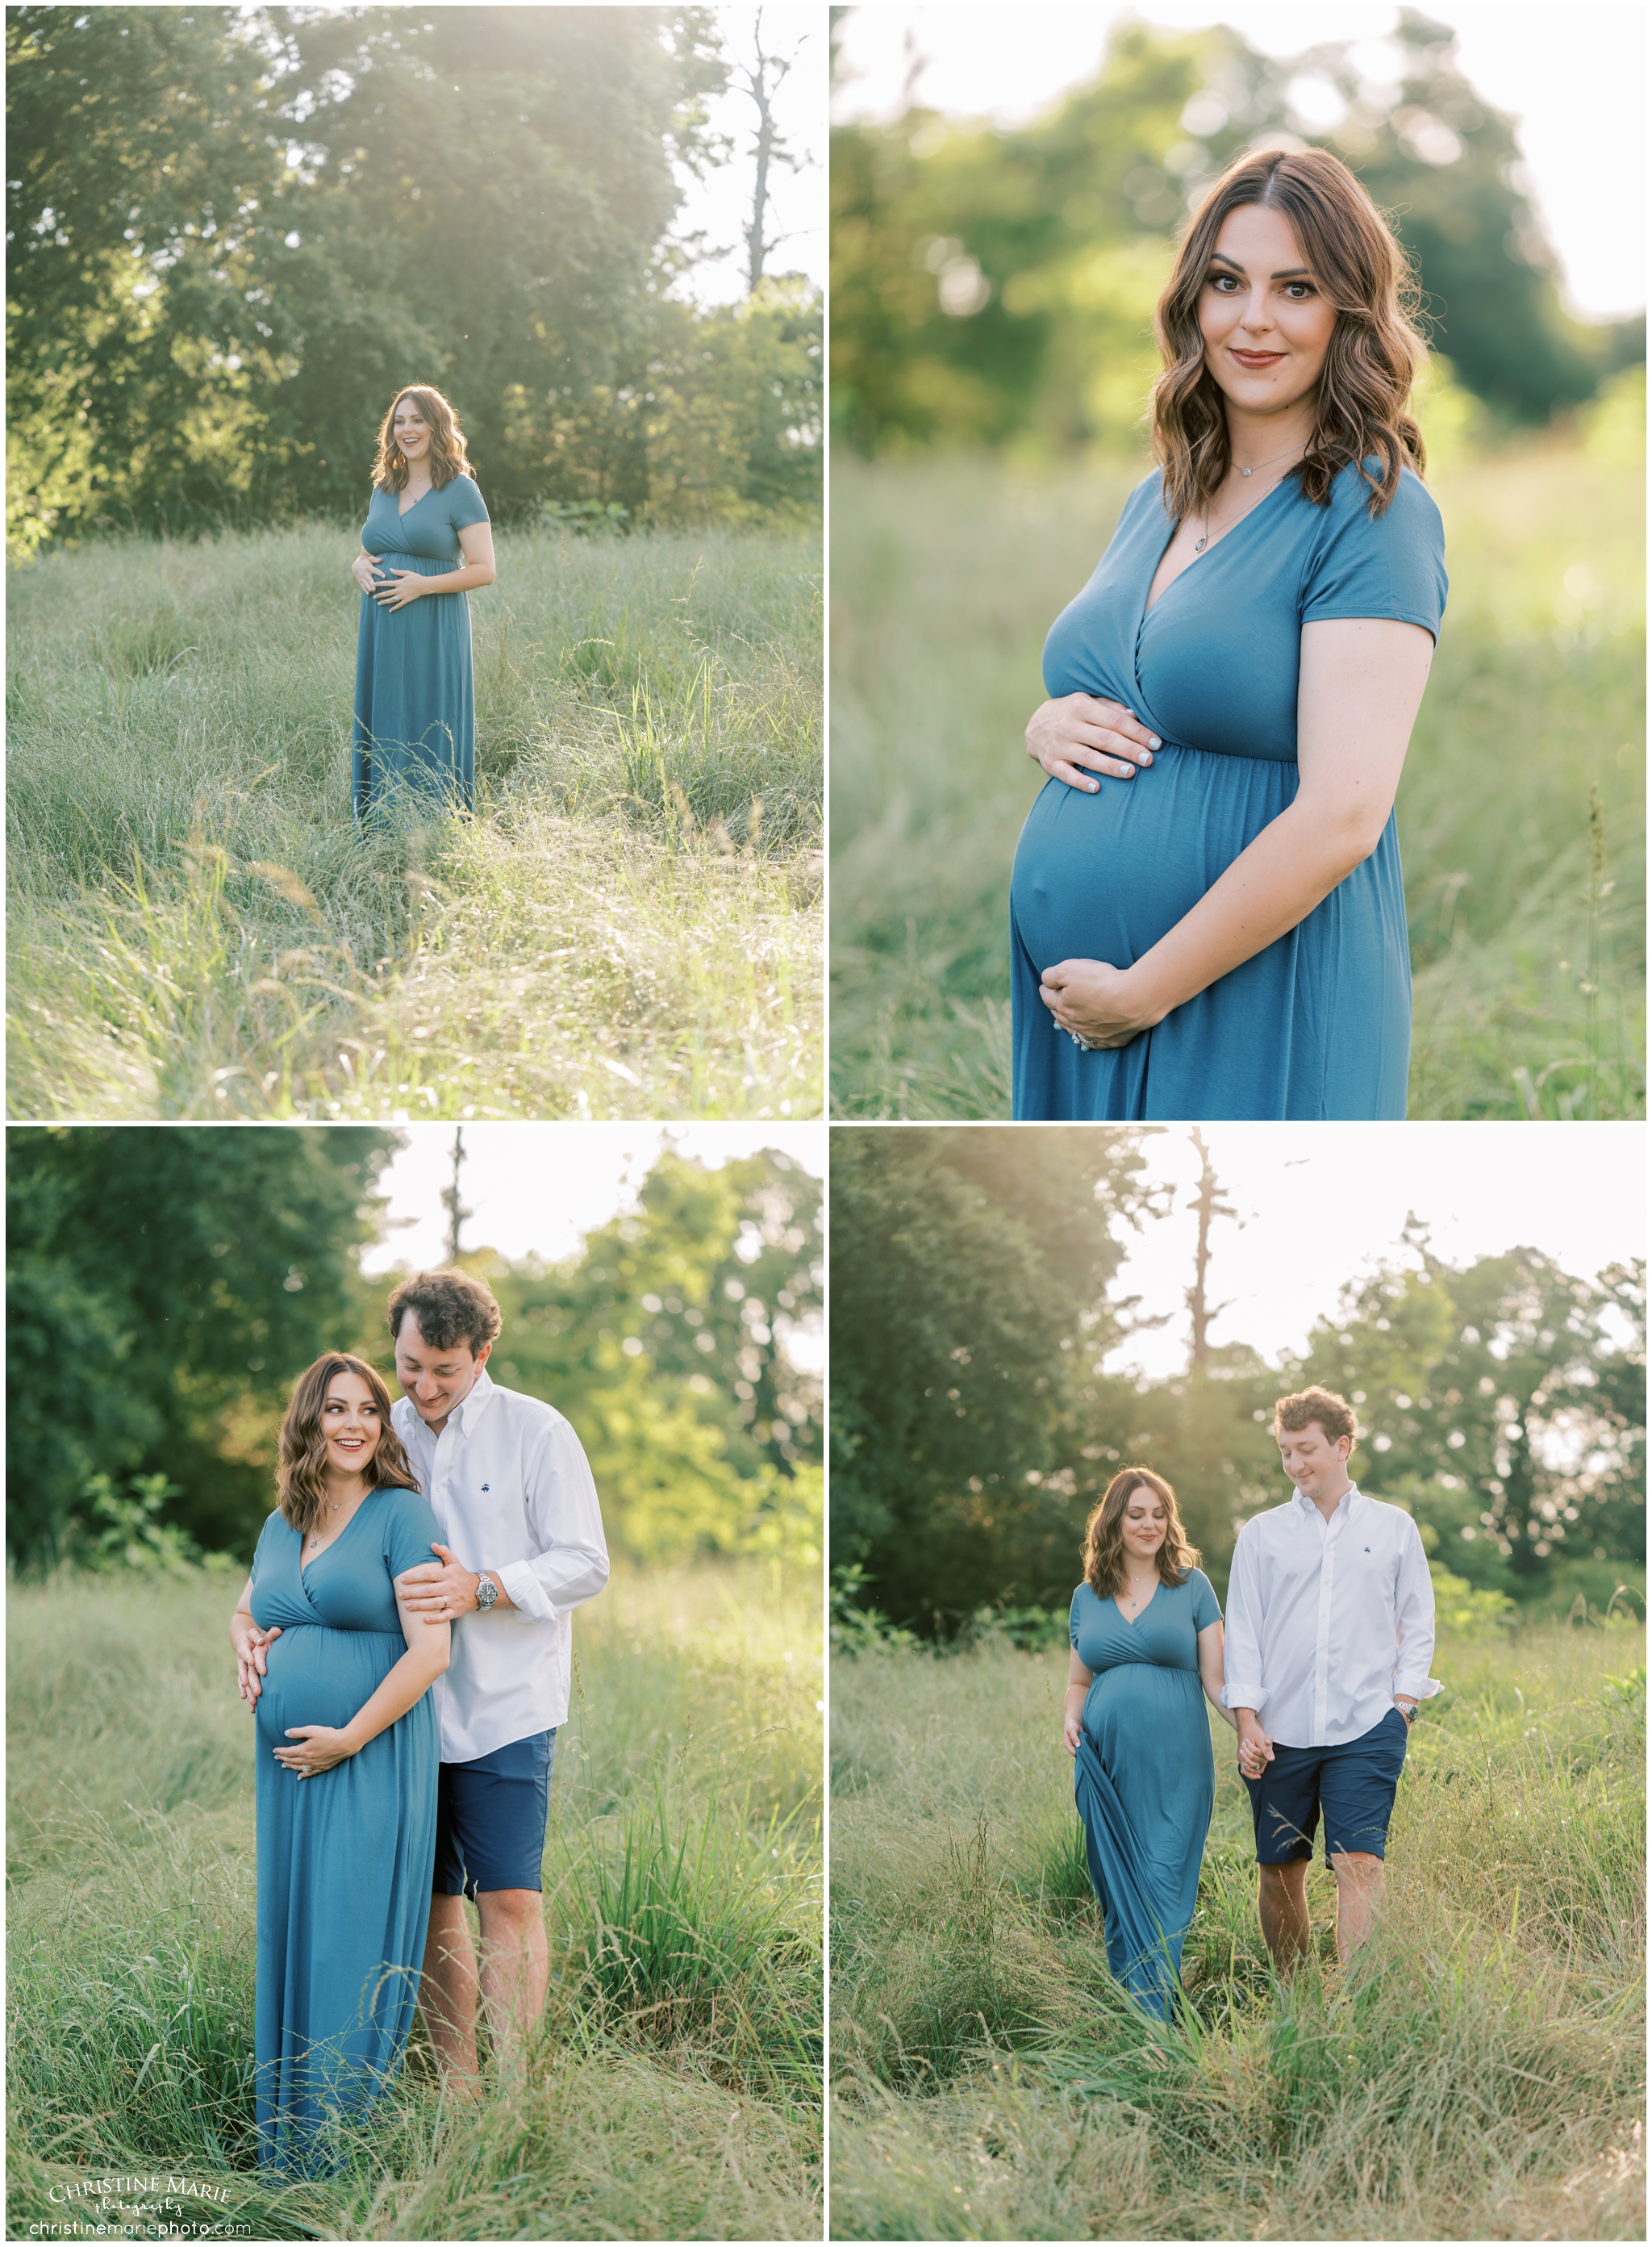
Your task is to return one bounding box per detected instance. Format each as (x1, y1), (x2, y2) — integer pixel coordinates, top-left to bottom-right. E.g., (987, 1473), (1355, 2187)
(1087, 780), (1099, 791)
(1148, 735), (1161, 749)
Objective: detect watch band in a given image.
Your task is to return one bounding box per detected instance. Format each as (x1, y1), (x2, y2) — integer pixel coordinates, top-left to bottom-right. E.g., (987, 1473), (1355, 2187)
(473, 1572), (499, 1611)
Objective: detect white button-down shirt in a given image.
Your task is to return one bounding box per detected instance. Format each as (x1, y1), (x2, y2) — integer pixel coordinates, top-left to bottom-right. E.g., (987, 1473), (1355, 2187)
(392, 1368), (609, 1763)
(1222, 1483), (1441, 1748)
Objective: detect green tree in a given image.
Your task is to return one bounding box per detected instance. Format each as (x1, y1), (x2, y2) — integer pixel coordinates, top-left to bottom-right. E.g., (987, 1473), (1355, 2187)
(481, 1146), (822, 1562)
(828, 1125), (1151, 1633)
(6, 1125), (396, 1566)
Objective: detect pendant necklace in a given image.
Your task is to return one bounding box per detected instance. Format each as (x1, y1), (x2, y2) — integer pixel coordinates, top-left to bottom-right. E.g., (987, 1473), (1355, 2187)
(1193, 439), (1308, 554)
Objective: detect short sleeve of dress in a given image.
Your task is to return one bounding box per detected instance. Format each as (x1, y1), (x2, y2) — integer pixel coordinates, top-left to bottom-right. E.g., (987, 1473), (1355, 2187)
(379, 1487), (444, 1583)
(1189, 1567), (1222, 1632)
(249, 1510), (281, 1588)
(443, 474), (490, 532)
(1300, 463), (1447, 641)
(1069, 1585), (1084, 1650)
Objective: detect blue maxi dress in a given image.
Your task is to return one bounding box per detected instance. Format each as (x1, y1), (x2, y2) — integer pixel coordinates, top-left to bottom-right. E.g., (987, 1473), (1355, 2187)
(1011, 462), (1447, 1119)
(1070, 1568), (1223, 2021)
(249, 1486), (442, 2176)
(353, 473), (490, 820)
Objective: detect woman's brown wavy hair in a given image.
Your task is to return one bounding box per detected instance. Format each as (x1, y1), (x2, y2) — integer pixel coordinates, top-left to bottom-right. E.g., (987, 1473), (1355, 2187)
(1083, 1468), (1201, 1599)
(1151, 147), (1428, 522)
(371, 385), (476, 495)
(276, 1353), (420, 1539)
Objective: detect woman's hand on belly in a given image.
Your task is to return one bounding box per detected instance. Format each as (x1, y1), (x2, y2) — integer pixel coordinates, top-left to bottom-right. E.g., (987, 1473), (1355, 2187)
(1039, 957), (1166, 1048)
(1027, 695), (1159, 791)
(273, 1723), (362, 1780)
(352, 553), (379, 596)
(372, 567), (427, 611)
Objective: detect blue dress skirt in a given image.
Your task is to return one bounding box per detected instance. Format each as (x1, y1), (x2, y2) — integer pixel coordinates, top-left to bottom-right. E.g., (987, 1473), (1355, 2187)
(1012, 462), (1447, 1119)
(249, 1486), (441, 2176)
(353, 473), (490, 820)
(1069, 1569), (1223, 2022)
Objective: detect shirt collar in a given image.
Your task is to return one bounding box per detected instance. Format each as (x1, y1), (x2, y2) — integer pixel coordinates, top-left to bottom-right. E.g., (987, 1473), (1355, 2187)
(1292, 1480), (1363, 1521)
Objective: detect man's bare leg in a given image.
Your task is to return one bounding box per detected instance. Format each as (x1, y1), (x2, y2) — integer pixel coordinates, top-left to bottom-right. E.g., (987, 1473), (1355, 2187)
(1257, 1860), (1312, 1975)
(1329, 1849), (1384, 1964)
(420, 1892), (482, 2081)
(475, 1887), (550, 2069)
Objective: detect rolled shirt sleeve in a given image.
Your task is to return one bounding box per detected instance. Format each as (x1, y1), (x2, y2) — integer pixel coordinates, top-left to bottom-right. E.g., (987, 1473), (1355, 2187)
(1220, 1523), (1268, 1712)
(1392, 1516), (1443, 1703)
(494, 1414), (610, 1623)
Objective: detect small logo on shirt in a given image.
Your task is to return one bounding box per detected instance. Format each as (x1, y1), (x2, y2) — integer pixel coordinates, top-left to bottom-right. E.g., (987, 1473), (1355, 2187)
(482, 1484), (489, 1492)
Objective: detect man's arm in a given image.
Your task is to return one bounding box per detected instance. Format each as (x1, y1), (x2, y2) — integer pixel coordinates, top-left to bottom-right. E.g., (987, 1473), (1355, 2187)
(1393, 1517), (1442, 1714)
(493, 1416), (609, 1621)
(1221, 1525), (1267, 1716)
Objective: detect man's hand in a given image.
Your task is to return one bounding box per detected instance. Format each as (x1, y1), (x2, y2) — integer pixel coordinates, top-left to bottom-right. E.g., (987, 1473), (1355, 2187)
(232, 1620), (282, 1707)
(396, 1542), (482, 1618)
(1236, 1710), (1274, 1780)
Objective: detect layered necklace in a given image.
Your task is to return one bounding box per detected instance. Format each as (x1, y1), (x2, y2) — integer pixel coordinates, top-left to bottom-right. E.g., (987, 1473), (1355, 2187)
(1192, 438), (1308, 554)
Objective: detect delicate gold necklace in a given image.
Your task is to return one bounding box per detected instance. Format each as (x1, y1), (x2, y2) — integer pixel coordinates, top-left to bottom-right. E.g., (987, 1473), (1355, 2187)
(1193, 441), (1307, 553)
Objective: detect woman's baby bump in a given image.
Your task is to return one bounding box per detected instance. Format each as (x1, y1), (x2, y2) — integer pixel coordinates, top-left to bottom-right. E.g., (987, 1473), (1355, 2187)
(254, 1625), (401, 1746)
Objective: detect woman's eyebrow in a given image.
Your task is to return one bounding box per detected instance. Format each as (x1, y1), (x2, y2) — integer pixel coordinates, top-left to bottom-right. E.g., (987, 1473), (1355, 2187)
(1208, 251), (1314, 278)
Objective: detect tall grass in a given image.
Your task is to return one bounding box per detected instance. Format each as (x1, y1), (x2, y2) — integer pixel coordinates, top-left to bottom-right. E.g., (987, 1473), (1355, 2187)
(7, 522), (822, 1121)
(829, 432), (1644, 1119)
(7, 1559), (823, 2240)
(828, 1622), (1645, 2240)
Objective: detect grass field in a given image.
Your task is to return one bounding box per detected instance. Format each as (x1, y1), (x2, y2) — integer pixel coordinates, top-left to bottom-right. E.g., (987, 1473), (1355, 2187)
(829, 429), (1645, 1119)
(7, 1558), (823, 2241)
(828, 1618), (1645, 2241)
(7, 521), (822, 1121)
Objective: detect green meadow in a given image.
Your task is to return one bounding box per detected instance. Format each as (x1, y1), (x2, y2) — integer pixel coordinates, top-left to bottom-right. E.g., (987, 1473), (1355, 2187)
(828, 1617), (1645, 2241)
(8, 1560), (823, 2241)
(7, 523), (822, 1121)
(829, 424), (1645, 1120)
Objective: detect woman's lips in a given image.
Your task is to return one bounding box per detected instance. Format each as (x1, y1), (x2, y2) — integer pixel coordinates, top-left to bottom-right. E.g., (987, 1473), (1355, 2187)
(1230, 349), (1285, 366)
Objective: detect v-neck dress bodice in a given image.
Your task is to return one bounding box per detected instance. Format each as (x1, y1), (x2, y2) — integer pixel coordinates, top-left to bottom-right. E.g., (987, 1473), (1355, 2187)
(1011, 460), (1446, 1120)
(1068, 1567), (1223, 2020)
(248, 1485), (441, 2175)
(352, 473), (490, 821)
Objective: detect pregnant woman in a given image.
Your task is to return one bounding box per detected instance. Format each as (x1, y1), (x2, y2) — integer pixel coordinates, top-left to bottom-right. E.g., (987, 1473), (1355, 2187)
(1063, 1469), (1239, 2021)
(229, 1354), (448, 2175)
(352, 385), (496, 821)
(1012, 147), (1447, 1119)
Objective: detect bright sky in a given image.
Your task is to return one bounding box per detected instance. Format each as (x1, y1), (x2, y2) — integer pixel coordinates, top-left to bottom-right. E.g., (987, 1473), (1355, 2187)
(1099, 1123), (1646, 1380)
(675, 5), (826, 304)
(361, 1122), (825, 1276)
(832, 3), (1646, 321)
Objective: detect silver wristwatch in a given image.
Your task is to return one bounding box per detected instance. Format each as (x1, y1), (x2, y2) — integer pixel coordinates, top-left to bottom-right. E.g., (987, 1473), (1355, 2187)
(473, 1573), (499, 1612)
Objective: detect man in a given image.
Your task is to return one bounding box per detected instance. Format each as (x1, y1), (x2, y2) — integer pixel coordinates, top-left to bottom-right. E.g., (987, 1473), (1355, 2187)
(386, 1268), (608, 2076)
(1224, 1385), (1438, 1973)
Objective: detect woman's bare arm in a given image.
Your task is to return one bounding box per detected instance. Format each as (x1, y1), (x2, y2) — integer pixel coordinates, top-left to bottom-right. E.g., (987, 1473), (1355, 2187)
(1196, 1618), (1238, 1730)
(1062, 1648), (1095, 1755)
(1040, 616), (1437, 1047)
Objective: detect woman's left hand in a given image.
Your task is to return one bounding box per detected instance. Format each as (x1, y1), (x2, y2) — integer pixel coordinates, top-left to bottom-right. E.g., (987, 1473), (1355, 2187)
(1039, 959), (1162, 1049)
(274, 1725), (358, 1779)
(372, 569), (424, 611)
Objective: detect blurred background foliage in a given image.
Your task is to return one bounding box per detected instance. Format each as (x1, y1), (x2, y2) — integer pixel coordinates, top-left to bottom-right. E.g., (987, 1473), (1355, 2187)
(830, 1127), (1646, 1638)
(6, 5), (822, 552)
(829, 6), (1642, 456)
(6, 1126), (822, 1574)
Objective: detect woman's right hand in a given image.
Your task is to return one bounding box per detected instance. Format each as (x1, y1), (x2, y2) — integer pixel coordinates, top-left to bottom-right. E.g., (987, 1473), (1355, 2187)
(1062, 1709), (1083, 1757)
(351, 553), (378, 596)
(233, 1622), (282, 1707)
(1026, 695), (1161, 791)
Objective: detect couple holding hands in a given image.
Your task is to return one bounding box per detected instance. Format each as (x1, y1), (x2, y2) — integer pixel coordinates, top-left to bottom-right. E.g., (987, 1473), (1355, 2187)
(1063, 1385), (1438, 2019)
(227, 1268), (607, 2176)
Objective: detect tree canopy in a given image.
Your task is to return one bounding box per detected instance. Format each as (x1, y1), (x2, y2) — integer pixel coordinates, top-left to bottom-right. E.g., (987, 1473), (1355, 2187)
(829, 1129), (1646, 1633)
(7, 5), (822, 548)
(829, 8), (1644, 457)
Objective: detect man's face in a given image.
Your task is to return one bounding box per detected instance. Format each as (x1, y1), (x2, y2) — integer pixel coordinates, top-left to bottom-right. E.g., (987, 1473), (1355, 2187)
(1278, 1421), (1352, 1502)
(394, 1313), (489, 1426)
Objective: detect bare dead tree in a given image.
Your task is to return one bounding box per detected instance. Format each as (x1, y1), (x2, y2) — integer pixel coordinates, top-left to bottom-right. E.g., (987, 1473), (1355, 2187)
(1186, 1128), (1240, 1374)
(442, 1126), (470, 1266)
(737, 9), (811, 293)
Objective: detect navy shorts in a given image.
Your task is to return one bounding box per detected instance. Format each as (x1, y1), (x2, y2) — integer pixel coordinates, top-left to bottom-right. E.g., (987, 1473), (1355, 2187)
(433, 1728), (556, 1899)
(1242, 1706), (1408, 1865)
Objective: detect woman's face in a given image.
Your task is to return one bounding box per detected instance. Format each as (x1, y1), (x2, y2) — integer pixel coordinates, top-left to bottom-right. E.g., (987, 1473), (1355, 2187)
(392, 397), (432, 466)
(319, 1370), (383, 1483)
(1196, 202), (1337, 424)
(1118, 1485), (1169, 1565)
